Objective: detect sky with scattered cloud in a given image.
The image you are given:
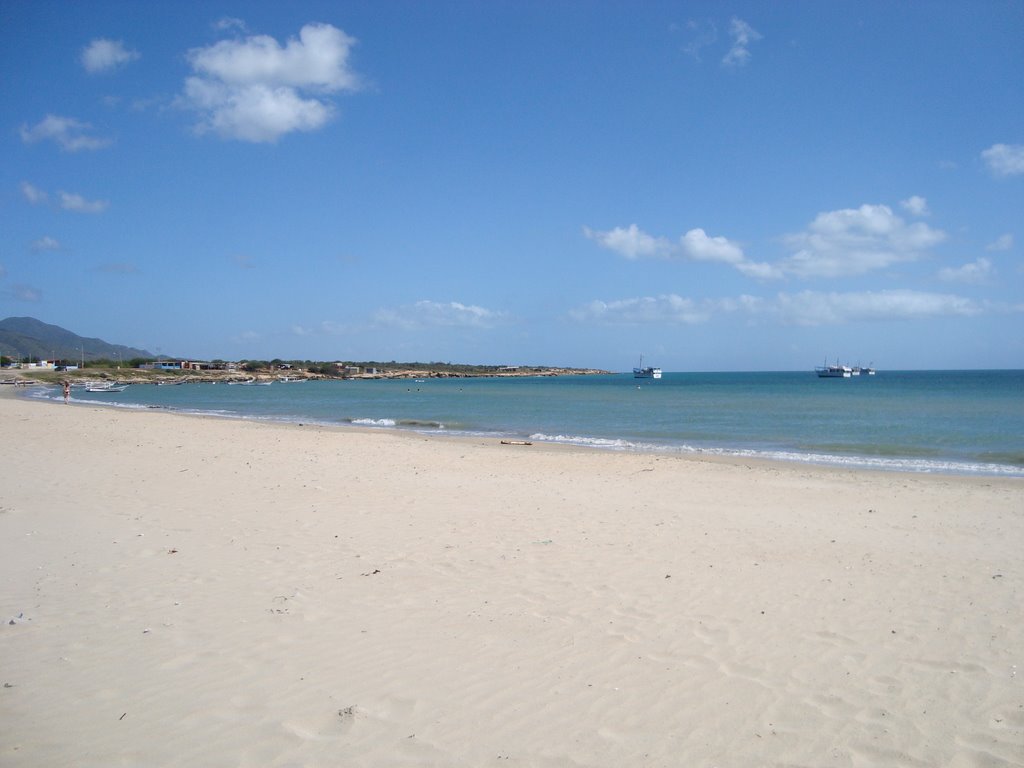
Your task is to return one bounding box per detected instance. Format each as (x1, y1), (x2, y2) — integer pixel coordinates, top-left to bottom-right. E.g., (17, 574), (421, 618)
(1, 1), (1022, 370)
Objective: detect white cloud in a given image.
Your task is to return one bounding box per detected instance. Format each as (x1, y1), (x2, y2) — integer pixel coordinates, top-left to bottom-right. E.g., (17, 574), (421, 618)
(214, 17), (248, 33)
(986, 233), (1014, 251)
(781, 203), (946, 278)
(680, 228), (744, 263)
(583, 224), (670, 259)
(570, 294), (715, 325)
(981, 143), (1024, 177)
(588, 200), (950, 282)
(20, 114), (111, 152)
(571, 288), (995, 328)
(938, 257), (993, 284)
(59, 191), (109, 214)
(19, 183), (109, 214)
(7, 284), (42, 302)
(679, 19), (718, 62)
(735, 260), (783, 279)
(375, 300), (505, 330)
(180, 22), (361, 143)
(189, 23), (358, 90)
(182, 79), (333, 143)
(775, 289), (982, 326)
(900, 195), (930, 216)
(679, 228), (781, 278)
(81, 38), (140, 73)
(30, 236), (61, 252)
(317, 320), (356, 336)
(722, 17), (761, 67)
(20, 181), (48, 204)
(586, 223), (780, 278)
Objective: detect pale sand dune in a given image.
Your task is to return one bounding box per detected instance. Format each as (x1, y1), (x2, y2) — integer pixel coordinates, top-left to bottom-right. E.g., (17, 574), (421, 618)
(1, 393), (1021, 767)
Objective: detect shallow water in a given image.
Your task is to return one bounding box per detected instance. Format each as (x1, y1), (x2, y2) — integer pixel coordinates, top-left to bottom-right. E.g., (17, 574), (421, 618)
(33, 369), (1024, 476)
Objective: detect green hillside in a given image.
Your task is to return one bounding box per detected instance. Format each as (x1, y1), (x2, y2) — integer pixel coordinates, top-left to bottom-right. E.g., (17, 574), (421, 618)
(0, 317), (154, 362)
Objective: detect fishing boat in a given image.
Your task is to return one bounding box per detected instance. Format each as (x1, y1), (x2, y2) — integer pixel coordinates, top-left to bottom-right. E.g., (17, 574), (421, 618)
(815, 360), (852, 378)
(633, 355), (662, 379)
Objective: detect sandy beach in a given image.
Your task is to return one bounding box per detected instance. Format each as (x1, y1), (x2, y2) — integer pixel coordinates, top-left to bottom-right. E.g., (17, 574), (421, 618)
(1, 391), (1021, 767)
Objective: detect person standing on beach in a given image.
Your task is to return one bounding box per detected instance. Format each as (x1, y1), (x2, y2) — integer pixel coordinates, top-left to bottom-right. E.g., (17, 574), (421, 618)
(62, 380), (70, 404)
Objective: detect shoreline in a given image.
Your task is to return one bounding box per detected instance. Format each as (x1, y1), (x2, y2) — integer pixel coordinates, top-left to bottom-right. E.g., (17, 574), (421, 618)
(2, 394), (1022, 766)
(11, 381), (1024, 479)
(0, 365), (611, 387)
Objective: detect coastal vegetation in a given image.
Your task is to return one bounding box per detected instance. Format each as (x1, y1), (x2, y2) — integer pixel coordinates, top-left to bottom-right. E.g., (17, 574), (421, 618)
(0, 317), (607, 382)
(3, 359), (606, 384)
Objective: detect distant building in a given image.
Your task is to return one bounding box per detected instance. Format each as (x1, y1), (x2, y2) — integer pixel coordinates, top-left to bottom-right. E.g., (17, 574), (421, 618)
(138, 360), (218, 371)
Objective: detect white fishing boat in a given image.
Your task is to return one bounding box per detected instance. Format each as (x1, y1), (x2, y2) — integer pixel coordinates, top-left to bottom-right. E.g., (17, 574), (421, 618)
(633, 355), (662, 379)
(815, 359), (852, 378)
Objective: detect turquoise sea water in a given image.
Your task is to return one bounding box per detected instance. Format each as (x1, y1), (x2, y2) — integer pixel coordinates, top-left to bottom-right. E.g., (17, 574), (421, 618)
(31, 370), (1024, 476)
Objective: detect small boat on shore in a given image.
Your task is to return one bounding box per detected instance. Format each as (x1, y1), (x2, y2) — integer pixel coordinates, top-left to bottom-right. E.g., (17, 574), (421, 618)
(633, 355), (662, 380)
(86, 383), (128, 393)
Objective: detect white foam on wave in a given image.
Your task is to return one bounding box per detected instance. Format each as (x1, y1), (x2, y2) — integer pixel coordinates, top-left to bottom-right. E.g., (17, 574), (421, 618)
(530, 433), (640, 450)
(351, 418), (397, 427)
(530, 433), (1024, 477)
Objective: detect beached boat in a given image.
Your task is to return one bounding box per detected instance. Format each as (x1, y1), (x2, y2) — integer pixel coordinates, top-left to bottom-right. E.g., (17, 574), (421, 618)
(86, 383), (128, 392)
(633, 355), (662, 380)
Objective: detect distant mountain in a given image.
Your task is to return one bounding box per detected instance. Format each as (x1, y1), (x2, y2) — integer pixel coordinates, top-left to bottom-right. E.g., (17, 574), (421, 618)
(0, 317), (155, 362)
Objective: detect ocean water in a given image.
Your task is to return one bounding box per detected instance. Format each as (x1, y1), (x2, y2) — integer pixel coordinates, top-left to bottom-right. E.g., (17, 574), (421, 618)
(32, 370), (1024, 476)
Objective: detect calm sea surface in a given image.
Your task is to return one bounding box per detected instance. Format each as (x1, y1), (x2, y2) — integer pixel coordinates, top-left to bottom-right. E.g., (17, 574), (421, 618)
(31, 370), (1024, 476)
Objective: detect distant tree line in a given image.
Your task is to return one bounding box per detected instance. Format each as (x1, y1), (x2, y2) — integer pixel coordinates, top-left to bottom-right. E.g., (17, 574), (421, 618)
(2, 354), (577, 377)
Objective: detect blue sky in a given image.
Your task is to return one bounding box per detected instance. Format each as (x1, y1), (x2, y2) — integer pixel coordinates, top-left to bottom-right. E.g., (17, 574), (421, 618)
(2, 1), (1022, 371)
